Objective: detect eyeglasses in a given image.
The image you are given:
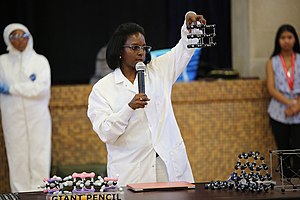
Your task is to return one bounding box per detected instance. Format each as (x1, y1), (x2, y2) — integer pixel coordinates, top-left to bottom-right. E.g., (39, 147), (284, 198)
(123, 45), (152, 53)
(9, 33), (30, 41)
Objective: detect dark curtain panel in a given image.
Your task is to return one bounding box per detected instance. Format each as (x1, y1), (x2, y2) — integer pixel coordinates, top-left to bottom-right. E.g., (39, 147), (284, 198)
(0, 0), (230, 84)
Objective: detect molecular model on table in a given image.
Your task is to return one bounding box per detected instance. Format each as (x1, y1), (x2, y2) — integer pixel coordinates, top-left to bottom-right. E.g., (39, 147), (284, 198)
(205, 151), (276, 192)
(39, 172), (123, 195)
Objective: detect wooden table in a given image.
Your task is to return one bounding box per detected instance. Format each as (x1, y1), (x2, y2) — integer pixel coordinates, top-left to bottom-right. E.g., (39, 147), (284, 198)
(12, 183), (300, 200)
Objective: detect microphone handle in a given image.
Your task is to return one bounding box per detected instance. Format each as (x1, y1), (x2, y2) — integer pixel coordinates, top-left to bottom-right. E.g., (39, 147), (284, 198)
(137, 70), (145, 93)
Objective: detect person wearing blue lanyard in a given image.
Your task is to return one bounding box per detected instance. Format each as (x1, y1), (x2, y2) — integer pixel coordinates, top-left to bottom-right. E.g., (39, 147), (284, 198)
(266, 24), (300, 178)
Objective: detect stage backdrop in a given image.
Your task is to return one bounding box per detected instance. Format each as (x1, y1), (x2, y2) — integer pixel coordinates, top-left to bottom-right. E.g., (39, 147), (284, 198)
(0, 0), (231, 84)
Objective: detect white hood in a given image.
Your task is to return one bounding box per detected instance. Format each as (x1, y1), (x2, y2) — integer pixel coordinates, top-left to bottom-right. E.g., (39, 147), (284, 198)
(3, 23), (34, 55)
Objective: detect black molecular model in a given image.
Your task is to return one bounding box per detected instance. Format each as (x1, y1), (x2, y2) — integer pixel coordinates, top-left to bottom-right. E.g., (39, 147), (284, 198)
(205, 151), (276, 192)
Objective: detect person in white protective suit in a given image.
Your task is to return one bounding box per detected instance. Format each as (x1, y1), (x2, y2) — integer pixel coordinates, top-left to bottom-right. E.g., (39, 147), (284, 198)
(0, 23), (52, 192)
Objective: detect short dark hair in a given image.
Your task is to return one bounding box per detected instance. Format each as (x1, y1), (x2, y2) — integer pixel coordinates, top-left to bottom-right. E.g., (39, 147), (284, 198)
(106, 22), (151, 70)
(271, 24), (300, 58)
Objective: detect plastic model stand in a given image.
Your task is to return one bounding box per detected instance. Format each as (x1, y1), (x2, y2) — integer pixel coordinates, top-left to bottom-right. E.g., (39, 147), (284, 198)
(269, 149), (300, 192)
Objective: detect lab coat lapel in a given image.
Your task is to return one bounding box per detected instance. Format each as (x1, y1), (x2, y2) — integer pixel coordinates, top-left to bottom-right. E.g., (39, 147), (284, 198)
(114, 68), (136, 93)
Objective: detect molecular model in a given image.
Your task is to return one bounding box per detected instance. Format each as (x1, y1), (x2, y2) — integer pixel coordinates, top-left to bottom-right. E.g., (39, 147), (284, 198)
(186, 22), (216, 48)
(39, 172), (123, 195)
(205, 151), (276, 192)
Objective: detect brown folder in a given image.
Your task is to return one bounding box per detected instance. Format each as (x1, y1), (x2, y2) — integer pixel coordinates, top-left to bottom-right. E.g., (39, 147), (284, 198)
(127, 181), (195, 192)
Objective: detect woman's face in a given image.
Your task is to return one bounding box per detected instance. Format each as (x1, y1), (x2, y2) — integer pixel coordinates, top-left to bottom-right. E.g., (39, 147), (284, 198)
(9, 29), (29, 52)
(279, 30), (295, 52)
(121, 32), (146, 70)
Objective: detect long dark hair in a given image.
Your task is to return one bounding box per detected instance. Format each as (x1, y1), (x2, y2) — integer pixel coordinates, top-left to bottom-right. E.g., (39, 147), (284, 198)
(271, 24), (300, 58)
(106, 22), (151, 70)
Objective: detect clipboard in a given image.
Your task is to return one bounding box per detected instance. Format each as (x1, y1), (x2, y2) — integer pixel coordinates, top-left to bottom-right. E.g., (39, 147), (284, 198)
(127, 181), (196, 192)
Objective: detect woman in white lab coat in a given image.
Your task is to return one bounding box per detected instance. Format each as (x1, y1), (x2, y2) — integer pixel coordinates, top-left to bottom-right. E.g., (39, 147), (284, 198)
(0, 23), (52, 192)
(87, 12), (205, 186)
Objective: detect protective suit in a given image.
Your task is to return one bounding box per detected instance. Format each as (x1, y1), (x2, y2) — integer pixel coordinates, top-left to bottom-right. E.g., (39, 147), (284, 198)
(0, 23), (51, 192)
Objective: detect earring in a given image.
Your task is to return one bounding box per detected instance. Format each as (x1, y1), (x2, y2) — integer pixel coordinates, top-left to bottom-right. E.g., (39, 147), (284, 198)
(119, 56), (122, 59)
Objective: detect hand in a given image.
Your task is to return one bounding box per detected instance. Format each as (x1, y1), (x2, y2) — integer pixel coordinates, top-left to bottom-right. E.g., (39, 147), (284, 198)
(287, 99), (297, 107)
(185, 12), (206, 31)
(285, 99), (300, 117)
(0, 83), (9, 95)
(128, 94), (150, 110)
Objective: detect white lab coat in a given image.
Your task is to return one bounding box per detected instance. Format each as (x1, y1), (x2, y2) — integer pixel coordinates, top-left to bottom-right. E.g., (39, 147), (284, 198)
(87, 19), (196, 186)
(0, 24), (51, 192)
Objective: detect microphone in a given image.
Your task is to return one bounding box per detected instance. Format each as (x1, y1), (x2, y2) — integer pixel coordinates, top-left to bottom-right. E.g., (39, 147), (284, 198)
(135, 62), (146, 94)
